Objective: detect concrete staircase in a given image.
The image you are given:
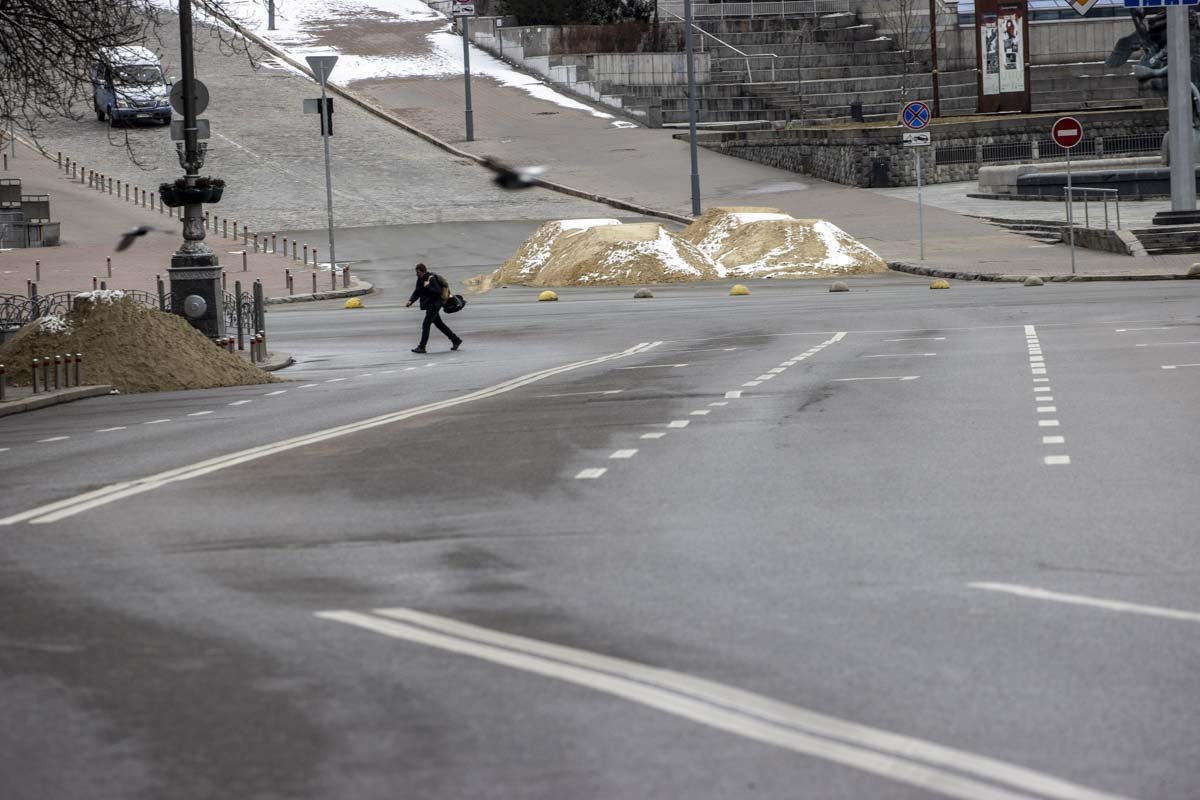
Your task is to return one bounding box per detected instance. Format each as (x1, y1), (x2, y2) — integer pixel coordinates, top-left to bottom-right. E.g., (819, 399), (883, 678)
(977, 216), (1068, 245)
(1128, 225), (1200, 255)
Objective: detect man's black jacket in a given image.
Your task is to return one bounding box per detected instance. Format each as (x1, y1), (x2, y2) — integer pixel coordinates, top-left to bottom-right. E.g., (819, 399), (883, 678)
(409, 273), (445, 311)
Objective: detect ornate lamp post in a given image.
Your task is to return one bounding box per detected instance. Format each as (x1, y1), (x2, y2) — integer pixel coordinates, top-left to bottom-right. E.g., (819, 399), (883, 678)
(167, 0), (224, 337)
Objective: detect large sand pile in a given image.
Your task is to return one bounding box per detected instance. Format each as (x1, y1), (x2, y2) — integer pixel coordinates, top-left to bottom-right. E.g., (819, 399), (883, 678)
(680, 207), (888, 278)
(490, 218), (623, 286)
(0, 292), (276, 393)
(531, 223), (718, 285)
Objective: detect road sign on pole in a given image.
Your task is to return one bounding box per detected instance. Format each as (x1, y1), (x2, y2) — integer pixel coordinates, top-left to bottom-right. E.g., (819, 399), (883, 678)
(901, 101), (931, 131)
(452, 1), (475, 15)
(903, 132), (931, 148)
(1053, 116), (1082, 275)
(306, 55), (339, 276)
(1068, 0), (1098, 15)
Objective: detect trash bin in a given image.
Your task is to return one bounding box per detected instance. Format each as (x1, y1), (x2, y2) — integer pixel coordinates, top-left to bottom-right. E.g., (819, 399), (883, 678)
(870, 159), (890, 188)
(850, 101), (864, 123)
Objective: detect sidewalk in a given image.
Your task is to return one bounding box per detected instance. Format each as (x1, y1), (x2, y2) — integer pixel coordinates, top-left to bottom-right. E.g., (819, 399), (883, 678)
(0, 144), (369, 299)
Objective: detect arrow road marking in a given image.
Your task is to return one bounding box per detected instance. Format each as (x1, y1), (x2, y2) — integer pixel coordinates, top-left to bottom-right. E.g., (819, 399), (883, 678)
(0, 342), (662, 526)
(317, 608), (1134, 800)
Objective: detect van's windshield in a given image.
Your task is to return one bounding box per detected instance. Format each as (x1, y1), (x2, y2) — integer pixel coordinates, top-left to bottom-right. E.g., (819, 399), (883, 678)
(112, 66), (163, 86)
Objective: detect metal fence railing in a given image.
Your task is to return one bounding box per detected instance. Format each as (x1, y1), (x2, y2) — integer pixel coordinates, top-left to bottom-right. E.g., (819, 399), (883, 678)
(934, 132), (1163, 169)
(658, 0), (850, 18)
(1067, 187), (1121, 231)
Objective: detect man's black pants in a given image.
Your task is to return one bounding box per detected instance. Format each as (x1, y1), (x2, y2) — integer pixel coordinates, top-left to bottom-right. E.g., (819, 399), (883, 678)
(420, 305), (458, 347)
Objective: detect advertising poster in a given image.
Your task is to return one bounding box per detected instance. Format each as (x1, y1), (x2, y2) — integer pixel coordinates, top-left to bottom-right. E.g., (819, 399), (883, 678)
(980, 13), (1001, 96)
(999, 6), (1025, 94)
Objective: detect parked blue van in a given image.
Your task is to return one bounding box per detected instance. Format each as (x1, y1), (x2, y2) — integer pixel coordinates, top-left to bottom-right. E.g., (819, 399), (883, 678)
(90, 46), (172, 125)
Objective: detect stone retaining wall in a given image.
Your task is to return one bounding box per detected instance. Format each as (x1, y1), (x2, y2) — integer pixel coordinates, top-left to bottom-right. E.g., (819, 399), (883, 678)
(692, 109), (1169, 188)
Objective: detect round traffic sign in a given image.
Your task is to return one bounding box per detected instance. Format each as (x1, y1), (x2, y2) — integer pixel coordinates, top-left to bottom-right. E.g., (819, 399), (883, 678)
(169, 78), (209, 116)
(901, 101), (931, 131)
(1052, 116), (1083, 150)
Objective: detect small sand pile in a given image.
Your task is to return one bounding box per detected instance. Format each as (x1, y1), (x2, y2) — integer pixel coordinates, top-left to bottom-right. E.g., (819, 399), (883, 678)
(680, 207), (888, 278)
(0, 292), (276, 393)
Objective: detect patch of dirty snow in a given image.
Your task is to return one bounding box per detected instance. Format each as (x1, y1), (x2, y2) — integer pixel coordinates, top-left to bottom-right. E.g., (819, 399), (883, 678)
(37, 315), (72, 335)
(560, 218), (622, 232)
(75, 289), (127, 304)
(730, 212), (793, 224)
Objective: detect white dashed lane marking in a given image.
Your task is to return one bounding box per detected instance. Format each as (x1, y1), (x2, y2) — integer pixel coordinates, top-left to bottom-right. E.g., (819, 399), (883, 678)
(667, 420), (690, 428)
(609, 450), (638, 459)
(229, 400), (252, 406)
(742, 381), (762, 387)
(575, 468), (607, 480)
(1037, 406), (1057, 413)
(709, 401), (728, 407)
(1161, 363), (1200, 370)
(1134, 341), (1200, 347)
(616, 363), (689, 370)
(1042, 436), (1065, 444)
(187, 411), (214, 417)
(1115, 326), (1175, 332)
(535, 390), (623, 399)
(37, 436), (70, 443)
(1044, 455), (1071, 465)
(325, 378), (346, 383)
(299, 384), (320, 388)
(1038, 420), (1060, 427)
(862, 353), (937, 358)
(144, 419), (171, 425)
(885, 337), (945, 342)
(725, 391), (742, 399)
(690, 410), (711, 416)
(1026, 326), (1070, 467)
(264, 390), (288, 397)
(641, 432), (666, 440)
(832, 376), (920, 382)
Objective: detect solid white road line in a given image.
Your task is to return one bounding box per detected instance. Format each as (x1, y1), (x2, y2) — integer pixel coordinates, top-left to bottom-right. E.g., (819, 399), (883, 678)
(1134, 341), (1200, 347)
(144, 419), (171, 425)
(1161, 363), (1200, 370)
(725, 391), (742, 399)
(37, 436), (70, 443)
(863, 353), (937, 358)
(228, 400), (252, 406)
(187, 411), (214, 417)
(616, 363), (689, 370)
(1044, 455), (1071, 465)
(667, 420), (690, 428)
(575, 468), (607, 479)
(0, 448), (8, 453)
(832, 376), (920, 382)
(535, 390), (624, 399)
(317, 608), (1133, 800)
(0, 342), (663, 526)
(640, 432), (667, 440)
(885, 337), (946, 342)
(1042, 436), (1065, 444)
(96, 426), (127, 432)
(609, 449), (638, 459)
(1115, 327), (1174, 332)
(970, 583), (1200, 624)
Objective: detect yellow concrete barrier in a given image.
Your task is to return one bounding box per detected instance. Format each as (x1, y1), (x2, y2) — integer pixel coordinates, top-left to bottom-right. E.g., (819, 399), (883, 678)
(344, 297), (364, 309)
(729, 284), (750, 296)
(930, 279), (950, 290)
(538, 290), (559, 302)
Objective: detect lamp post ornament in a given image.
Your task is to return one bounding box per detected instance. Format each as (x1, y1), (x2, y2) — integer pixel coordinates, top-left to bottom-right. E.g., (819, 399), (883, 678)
(167, 0), (225, 338)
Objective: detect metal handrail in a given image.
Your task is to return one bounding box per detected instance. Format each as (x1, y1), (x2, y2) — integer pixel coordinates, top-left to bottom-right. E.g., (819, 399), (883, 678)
(660, 9), (780, 83)
(1066, 186), (1121, 231)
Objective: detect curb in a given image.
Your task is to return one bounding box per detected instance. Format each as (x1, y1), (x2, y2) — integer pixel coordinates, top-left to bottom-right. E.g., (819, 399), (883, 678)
(889, 262), (1200, 283)
(195, 0), (694, 227)
(266, 279), (374, 304)
(0, 385), (114, 418)
(259, 352), (294, 371)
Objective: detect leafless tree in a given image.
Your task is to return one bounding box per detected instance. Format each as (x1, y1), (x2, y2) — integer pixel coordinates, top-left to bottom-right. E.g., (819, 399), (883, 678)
(0, 0), (254, 161)
(869, 0), (932, 100)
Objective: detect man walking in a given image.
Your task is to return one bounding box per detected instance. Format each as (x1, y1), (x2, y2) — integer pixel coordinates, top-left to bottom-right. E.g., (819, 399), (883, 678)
(406, 263), (462, 354)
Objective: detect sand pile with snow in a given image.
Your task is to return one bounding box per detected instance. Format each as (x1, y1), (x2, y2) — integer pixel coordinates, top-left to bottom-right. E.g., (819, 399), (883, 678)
(680, 207), (887, 278)
(485, 219), (623, 287)
(0, 294), (276, 393)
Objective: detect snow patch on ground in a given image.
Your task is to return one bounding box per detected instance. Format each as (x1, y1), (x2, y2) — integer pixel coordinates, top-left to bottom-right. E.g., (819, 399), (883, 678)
(222, 0), (614, 118)
(598, 227), (706, 278)
(560, 218), (622, 232)
(75, 289), (127, 304)
(37, 315), (72, 335)
(731, 212), (793, 224)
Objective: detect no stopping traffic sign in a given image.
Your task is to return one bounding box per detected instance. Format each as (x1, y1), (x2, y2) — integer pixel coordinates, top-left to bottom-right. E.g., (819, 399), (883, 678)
(1052, 116), (1083, 150)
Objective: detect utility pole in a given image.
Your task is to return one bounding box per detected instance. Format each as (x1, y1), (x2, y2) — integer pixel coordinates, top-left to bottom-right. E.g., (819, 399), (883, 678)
(167, 0), (224, 337)
(684, 0), (702, 216)
(928, 0), (941, 117)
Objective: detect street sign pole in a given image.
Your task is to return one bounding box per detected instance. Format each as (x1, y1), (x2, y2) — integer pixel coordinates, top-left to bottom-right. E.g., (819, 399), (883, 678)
(462, 16), (474, 142)
(1066, 145), (1075, 275)
(307, 55), (339, 277)
(1053, 116), (1082, 275)
(901, 101), (931, 261)
(917, 149), (925, 260)
(684, 0), (702, 216)
(1168, 5), (1196, 215)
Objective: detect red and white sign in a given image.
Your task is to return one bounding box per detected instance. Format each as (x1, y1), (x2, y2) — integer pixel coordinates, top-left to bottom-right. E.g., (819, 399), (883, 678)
(1052, 117), (1084, 150)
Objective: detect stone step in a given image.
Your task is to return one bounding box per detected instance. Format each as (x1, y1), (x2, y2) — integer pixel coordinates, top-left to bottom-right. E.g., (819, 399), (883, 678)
(813, 24), (878, 43)
(662, 108), (789, 124)
(818, 12), (858, 29)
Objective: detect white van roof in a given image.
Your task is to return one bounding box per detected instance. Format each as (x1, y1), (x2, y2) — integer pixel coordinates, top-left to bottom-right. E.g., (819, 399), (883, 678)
(99, 46), (161, 67)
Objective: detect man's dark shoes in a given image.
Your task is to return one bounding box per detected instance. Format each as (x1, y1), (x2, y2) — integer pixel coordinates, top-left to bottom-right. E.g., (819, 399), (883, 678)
(411, 346), (427, 354)
(451, 339), (462, 351)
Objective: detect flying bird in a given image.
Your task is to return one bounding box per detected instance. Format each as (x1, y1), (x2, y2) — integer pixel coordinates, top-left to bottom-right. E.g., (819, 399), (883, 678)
(115, 225), (155, 252)
(481, 157), (545, 190)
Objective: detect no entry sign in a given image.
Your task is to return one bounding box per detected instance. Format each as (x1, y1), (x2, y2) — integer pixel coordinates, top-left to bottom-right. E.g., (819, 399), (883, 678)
(1052, 117), (1084, 150)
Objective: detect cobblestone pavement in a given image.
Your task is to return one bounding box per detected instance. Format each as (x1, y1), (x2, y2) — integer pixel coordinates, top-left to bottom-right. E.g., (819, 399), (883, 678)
(14, 17), (613, 234)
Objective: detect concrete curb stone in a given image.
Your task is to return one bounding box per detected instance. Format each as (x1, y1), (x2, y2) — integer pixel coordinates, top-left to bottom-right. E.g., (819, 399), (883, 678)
(889, 262), (1200, 283)
(0, 385), (114, 418)
(266, 280), (373, 304)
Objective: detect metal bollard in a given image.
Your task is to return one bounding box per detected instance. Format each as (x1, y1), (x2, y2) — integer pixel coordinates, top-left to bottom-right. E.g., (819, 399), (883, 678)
(285, 268), (291, 288)
(150, 193), (155, 211)
(108, 177), (112, 194)
(75, 353), (83, 386)
(223, 219), (228, 238)
(125, 184), (129, 201)
(271, 234), (277, 254)
(331, 267), (336, 291)
(222, 271), (227, 291)
(0, 363), (6, 401)
(35, 260), (40, 282)
(57, 152), (62, 169)
(157, 275), (166, 311)
(53, 355), (62, 390)
(241, 250), (248, 272)
(292, 240), (297, 260)
(342, 266), (349, 288)
(303, 244), (308, 265)
(242, 228), (248, 245)
(288, 275), (293, 295)
(258, 330), (267, 362)
(249, 335), (259, 364)
(62, 354), (71, 388)
(234, 280), (244, 351)
(311, 272), (317, 294)
(313, 248), (318, 270)
(31, 359), (40, 394)
(71, 163), (76, 180)
(41, 356), (51, 391)
(282, 237), (287, 257)
(106, 257), (112, 278)
(92, 276), (98, 290)
(117, 178), (121, 195)
(253, 235), (259, 253)
(227, 338), (235, 354)
(100, 280), (107, 291)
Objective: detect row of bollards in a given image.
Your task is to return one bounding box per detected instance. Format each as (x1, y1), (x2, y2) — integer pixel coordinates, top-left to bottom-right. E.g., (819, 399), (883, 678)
(248, 331), (267, 364)
(29, 354), (83, 394)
